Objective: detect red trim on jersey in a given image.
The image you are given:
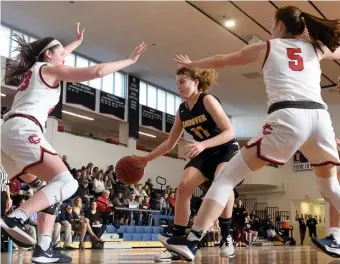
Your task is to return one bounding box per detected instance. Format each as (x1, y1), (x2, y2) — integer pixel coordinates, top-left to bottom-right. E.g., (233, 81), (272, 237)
(39, 65), (59, 89)
(12, 146), (58, 179)
(261, 40), (271, 70)
(310, 160), (340, 167)
(5, 114), (43, 133)
(245, 137), (285, 165)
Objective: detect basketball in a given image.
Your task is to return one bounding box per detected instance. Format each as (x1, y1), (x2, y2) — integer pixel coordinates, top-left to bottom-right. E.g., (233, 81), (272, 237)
(115, 156), (146, 185)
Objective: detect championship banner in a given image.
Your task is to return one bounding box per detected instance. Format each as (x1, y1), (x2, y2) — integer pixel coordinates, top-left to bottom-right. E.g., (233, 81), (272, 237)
(141, 105), (163, 131)
(127, 75), (140, 140)
(48, 81), (63, 120)
(99, 91), (125, 120)
(65, 82), (96, 111)
(165, 113), (175, 133)
(293, 150), (313, 171)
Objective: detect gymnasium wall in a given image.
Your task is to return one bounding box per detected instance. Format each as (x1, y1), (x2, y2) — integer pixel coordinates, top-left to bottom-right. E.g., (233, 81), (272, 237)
(47, 122), (187, 189)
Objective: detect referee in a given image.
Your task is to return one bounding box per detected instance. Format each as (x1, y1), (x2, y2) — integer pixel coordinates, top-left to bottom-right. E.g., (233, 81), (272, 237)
(1, 165), (11, 217)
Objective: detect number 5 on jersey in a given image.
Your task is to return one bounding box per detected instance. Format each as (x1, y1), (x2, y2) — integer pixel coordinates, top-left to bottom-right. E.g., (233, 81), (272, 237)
(190, 126), (210, 139)
(287, 48), (304, 71)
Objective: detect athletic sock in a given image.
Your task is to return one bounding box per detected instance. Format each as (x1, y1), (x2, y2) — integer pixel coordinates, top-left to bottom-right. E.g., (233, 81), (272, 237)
(38, 234), (52, 251)
(173, 224), (186, 236)
(329, 227), (340, 244)
(187, 228), (204, 242)
(219, 217), (232, 240)
(8, 208), (29, 223)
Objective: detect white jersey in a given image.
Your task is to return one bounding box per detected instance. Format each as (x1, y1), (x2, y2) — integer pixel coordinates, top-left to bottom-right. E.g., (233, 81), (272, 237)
(263, 38), (326, 108)
(3, 62), (61, 131)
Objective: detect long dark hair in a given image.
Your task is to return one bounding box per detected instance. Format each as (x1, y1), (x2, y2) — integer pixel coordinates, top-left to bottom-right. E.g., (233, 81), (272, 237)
(275, 6), (340, 52)
(4, 34), (60, 84)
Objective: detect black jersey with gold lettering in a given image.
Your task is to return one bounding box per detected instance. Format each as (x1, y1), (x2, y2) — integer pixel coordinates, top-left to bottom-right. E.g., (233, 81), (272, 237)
(179, 93), (236, 147)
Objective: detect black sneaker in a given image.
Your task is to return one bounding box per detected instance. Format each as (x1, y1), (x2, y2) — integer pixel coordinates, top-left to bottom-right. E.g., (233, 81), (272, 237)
(311, 235), (340, 258)
(0, 217), (36, 248)
(158, 234), (199, 261)
(32, 242), (72, 263)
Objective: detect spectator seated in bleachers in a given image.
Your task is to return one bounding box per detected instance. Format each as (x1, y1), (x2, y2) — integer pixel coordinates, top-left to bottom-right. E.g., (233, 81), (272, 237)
(85, 201), (104, 249)
(157, 192), (172, 216)
(92, 171), (106, 197)
(53, 207), (76, 250)
(96, 190), (113, 225)
(113, 191), (130, 225)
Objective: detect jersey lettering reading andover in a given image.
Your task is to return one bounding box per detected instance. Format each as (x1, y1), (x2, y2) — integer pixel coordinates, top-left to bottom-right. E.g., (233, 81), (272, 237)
(287, 48), (304, 71)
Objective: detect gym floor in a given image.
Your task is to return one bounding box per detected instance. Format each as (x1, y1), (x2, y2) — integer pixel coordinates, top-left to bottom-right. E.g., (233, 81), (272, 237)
(1, 246), (339, 264)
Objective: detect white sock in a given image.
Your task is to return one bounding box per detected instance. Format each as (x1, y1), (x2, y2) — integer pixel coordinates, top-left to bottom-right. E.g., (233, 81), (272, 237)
(317, 175), (340, 213)
(38, 235), (52, 251)
(8, 208), (29, 223)
(187, 229), (204, 241)
(329, 227), (340, 244)
(205, 153), (252, 207)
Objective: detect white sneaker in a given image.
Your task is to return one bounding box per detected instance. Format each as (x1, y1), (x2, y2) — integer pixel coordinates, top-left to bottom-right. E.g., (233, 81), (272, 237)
(220, 235), (236, 258)
(154, 250), (181, 262)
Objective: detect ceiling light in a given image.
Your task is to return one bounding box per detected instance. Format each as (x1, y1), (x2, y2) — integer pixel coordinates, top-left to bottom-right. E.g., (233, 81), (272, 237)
(1, 93), (6, 97)
(224, 19), (235, 28)
(62, 110), (94, 121)
(139, 131), (156, 138)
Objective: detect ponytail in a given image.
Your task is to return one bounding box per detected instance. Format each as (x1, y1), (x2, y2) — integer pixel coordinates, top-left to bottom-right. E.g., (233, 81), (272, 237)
(275, 6), (340, 53)
(4, 34), (60, 84)
(197, 69), (217, 93)
(302, 12), (340, 52)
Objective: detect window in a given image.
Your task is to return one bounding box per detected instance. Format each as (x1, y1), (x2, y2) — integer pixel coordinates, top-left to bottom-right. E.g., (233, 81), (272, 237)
(102, 73), (114, 94)
(29, 36), (37, 43)
(166, 93), (175, 115)
(89, 61), (102, 89)
(147, 85), (157, 109)
(76, 56), (89, 85)
(139, 81), (147, 106)
(157, 89), (166, 112)
(114, 72), (125, 98)
(10, 31), (29, 58)
(64, 53), (76, 67)
(0, 25), (10, 57)
(175, 96), (182, 112)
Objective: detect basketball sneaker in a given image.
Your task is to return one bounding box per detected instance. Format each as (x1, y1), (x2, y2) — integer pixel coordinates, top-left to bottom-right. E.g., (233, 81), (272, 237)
(0, 216), (36, 248)
(32, 242), (72, 263)
(311, 235), (340, 258)
(220, 235), (235, 258)
(158, 233), (200, 261)
(154, 250), (182, 262)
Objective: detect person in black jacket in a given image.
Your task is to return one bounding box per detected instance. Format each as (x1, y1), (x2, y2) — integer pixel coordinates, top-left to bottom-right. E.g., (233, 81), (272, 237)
(306, 215), (318, 238)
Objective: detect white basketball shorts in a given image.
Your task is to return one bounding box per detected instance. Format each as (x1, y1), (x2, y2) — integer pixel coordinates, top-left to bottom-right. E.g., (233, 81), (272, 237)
(1, 116), (57, 178)
(245, 108), (340, 166)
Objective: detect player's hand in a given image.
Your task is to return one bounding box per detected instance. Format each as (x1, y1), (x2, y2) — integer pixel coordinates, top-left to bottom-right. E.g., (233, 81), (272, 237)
(184, 142), (205, 159)
(76, 22), (85, 42)
(129, 42), (147, 63)
(133, 155), (149, 167)
(174, 54), (193, 68)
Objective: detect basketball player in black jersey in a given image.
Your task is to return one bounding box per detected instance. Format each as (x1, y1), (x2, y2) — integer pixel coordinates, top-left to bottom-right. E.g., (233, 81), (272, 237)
(137, 67), (240, 261)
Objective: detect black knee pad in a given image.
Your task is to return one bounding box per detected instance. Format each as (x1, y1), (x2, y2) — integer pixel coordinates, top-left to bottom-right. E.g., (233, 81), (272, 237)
(39, 202), (61, 216)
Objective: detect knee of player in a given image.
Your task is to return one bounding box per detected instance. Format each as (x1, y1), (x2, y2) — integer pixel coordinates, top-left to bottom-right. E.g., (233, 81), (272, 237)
(177, 182), (193, 198)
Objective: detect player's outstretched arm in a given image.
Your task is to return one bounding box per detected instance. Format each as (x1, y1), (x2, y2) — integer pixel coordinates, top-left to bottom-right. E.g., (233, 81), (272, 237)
(136, 111), (184, 164)
(64, 22), (85, 57)
(43, 42), (146, 85)
(174, 42), (267, 69)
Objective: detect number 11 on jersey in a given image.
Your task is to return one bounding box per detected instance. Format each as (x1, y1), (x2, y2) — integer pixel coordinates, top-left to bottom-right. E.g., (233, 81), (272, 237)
(190, 126), (210, 139)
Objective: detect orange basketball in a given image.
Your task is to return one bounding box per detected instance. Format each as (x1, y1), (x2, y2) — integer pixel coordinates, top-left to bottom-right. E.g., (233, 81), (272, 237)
(115, 156), (146, 184)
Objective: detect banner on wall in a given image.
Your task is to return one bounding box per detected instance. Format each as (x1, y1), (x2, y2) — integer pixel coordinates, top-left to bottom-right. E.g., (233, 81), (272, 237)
(48, 81), (63, 120)
(141, 105), (163, 131)
(165, 113), (175, 133)
(128, 75), (140, 140)
(65, 82), (96, 111)
(293, 150), (313, 171)
(99, 91), (125, 120)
